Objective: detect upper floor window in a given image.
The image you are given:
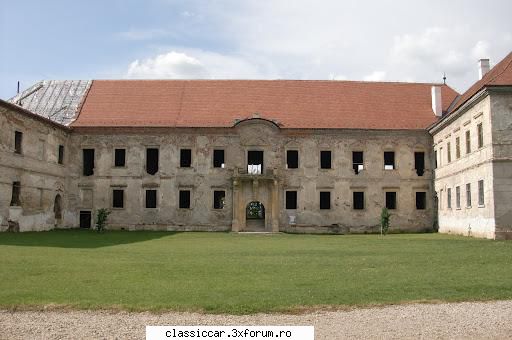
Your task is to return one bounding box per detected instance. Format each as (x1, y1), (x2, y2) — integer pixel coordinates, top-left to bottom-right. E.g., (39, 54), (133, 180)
(447, 143), (452, 163)
(465, 130), (471, 154)
(455, 137), (461, 159)
(213, 149), (225, 168)
(146, 148), (159, 175)
(320, 151), (331, 169)
(83, 149), (95, 176)
(434, 150), (438, 169)
(414, 152), (425, 176)
(352, 151), (364, 174)
(180, 149), (192, 168)
(58, 145), (65, 165)
(114, 148), (126, 167)
(477, 123), (484, 149)
(14, 131), (23, 154)
(248, 150), (263, 174)
(286, 150), (299, 169)
(384, 151), (395, 170)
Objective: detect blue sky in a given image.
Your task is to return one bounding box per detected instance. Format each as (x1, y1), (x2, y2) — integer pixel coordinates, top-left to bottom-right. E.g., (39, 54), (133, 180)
(1, 0), (511, 99)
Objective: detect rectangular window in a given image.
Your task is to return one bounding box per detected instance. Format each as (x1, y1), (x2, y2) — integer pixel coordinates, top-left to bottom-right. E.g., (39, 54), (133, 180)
(414, 152), (425, 176)
(434, 150), (438, 169)
(58, 145), (65, 164)
(455, 137), (461, 159)
(14, 131), (22, 154)
(456, 186), (461, 209)
(386, 192), (397, 210)
(146, 148), (159, 175)
(114, 149), (126, 167)
(179, 190), (191, 209)
(180, 149), (192, 168)
(439, 189), (443, 210)
(145, 190), (157, 208)
(384, 151), (395, 170)
(416, 192), (426, 210)
(10, 181), (21, 206)
(466, 183), (472, 207)
(352, 151), (364, 174)
(286, 191), (298, 209)
(83, 149), (95, 176)
(287, 150), (299, 169)
(353, 192), (364, 210)
(319, 191), (331, 209)
(447, 188), (452, 209)
(439, 147), (443, 166)
(213, 190), (225, 209)
(320, 151), (332, 169)
(466, 130), (471, 154)
(447, 143), (451, 163)
(112, 189), (124, 208)
(213, 149), (225, 168)
(478, 180), (484, 206)
(477, 123), (484, 149)
(247, 150), (264, 174)
(79, 211), (92, 229)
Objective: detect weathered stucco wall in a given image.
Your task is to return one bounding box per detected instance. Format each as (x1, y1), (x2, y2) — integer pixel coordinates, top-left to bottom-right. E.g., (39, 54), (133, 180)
(68, 120), (434, 233)
(0, 105), (72, 231)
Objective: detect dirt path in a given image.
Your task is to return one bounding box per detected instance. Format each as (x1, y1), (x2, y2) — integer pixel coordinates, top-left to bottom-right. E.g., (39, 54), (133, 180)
(1, 300), (511, 339)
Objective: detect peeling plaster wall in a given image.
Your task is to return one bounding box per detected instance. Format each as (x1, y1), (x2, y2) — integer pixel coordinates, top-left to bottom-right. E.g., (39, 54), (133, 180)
(69, 121), (434, 233)
(0, 105), (72, 231)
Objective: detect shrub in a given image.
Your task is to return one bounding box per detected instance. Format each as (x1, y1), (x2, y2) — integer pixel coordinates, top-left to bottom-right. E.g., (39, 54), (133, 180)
(380, 207), (390, 235)
(95, 208), (111, 233)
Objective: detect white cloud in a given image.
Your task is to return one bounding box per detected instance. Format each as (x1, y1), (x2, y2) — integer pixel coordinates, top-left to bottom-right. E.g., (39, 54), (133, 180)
(363, 71), (386, 82)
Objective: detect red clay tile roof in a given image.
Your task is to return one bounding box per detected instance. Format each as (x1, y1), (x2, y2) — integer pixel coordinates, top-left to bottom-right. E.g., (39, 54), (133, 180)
(448, 51), (512, 114)
(73, 80), (459, 130)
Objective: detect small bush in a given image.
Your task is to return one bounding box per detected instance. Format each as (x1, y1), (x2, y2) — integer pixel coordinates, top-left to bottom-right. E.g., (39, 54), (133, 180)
(380, 207), (390, 235)
(95, 208), (111, 233)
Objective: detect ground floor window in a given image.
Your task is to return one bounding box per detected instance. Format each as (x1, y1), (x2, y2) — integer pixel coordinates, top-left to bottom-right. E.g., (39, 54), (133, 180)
(415, 192), (426, 210)
(112, 189), (124, 208)
(10, 181), (21, 206)
(385, 192), (397, 210)
(179, 190), (191, 209)
(466, 183), (472, 207)
(478, 180), (484, 206)
(285, 191), (297, 209)
(456, 186), (461, 209)
(146, 190), (157, 208)
(320, 191), (331, 209)
(447, 188), (452, 209)
(213, 190), (225, 209)
(353, 192), (364, 210)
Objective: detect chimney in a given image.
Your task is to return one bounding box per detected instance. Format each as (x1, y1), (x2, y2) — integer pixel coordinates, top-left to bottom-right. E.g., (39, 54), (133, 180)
(478, 59), (490, 80)
(431, 86), (442, 117)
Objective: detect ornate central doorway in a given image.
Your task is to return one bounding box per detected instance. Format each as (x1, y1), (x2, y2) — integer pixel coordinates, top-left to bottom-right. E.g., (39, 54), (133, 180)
(245, 201), (265, 231)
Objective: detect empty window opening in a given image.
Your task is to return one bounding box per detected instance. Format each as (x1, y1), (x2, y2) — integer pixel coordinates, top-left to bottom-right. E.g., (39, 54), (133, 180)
(384, 151), (395, 170)
(477, 123), (484, 149)
(456, 186), (461, 209)
(447, 143), (452, 163)
(320, 191), (331, 209)
(58, 145), (64, 164)
(353, 192), (365, 210)
(386, 192), (397, 210)
(247, 150), (264, 174)
(213, 190), (225, 209)
(455, 137), (461, 159)
(416, 192), (426, 210)
(286, 191), (297, 209)
(434, 150), (438, 169)
(10, 181), (21, 206)
(146, 148), (159, 175)
(466, 130), (471, 154)
(287, 150), (299, 169)
(213, 149), (225, 168)
(145, 190), (157, 208)
(113, 189), (124, 208)
(352, 151), (364, 174)
(179, 190), (191, 209)
(414, 152), (425, 176)
(447, 188), (452, 209)
(114, 149), (126, 167)
(180, 149), (192, 168)
(466, 183), (472, 207)
(14, 131), (22, 154)
(320, 151), (332, 169)
(83, 149), (95, 176)
(79, 211), (92, 229)
(478, 180), (484, 206)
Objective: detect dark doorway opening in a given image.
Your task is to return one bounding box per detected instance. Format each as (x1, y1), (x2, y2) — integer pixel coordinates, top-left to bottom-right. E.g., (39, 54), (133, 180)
(247, 151), (264, 174)
(246, 201), (265, 231)
(80, 211), (91, 229)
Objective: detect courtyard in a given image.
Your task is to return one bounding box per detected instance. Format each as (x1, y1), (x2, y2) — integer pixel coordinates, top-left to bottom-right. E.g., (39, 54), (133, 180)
(0, 231), (511, 314)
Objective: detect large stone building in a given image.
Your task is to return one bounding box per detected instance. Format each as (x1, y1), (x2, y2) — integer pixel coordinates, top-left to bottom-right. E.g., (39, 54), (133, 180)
(1, 52), (511, 238)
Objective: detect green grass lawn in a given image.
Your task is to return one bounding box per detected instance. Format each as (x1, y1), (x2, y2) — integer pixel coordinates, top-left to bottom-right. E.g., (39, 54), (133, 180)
(0, 230), (511, 314)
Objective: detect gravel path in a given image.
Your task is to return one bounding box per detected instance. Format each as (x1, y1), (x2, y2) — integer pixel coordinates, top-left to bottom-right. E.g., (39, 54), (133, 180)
(1, 300), (512, 339)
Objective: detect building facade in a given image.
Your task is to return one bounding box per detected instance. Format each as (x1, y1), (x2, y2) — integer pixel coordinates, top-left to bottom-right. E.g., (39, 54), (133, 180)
(1, 52), (511, 238)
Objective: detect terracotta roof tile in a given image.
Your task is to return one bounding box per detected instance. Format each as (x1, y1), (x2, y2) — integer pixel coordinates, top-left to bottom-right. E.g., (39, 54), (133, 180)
(72, 80), (459, 130)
